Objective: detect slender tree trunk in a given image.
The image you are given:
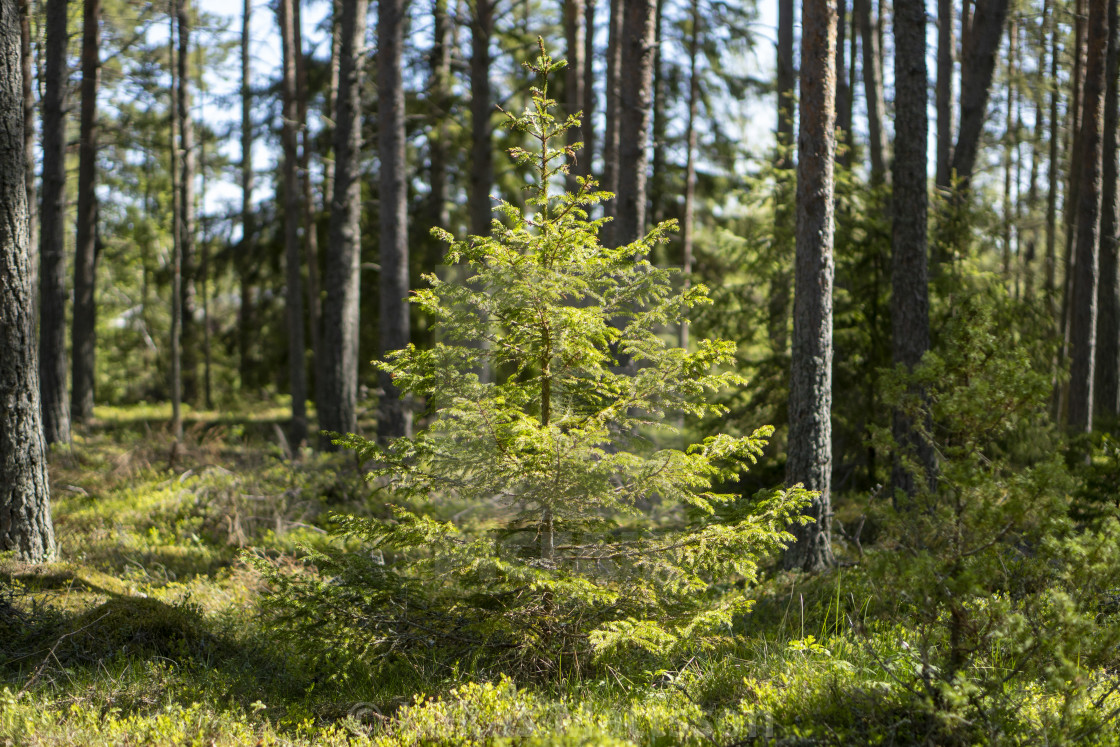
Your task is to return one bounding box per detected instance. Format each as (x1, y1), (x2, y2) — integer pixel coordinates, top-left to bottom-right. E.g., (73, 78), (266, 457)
(785, 0), (837, 574)
(71, 0), (101, 425)
(890, 0), (934, 500)
(855, 0), (887, 186)
(18, 0), (32, 293)
(1002, 17), (1017, 282)
(770, 0), (794, 353)
(38, 0), (68, 446)
(836, 0), (852, 166)
(951, 0), (1011, 191)
(1, 0), (54, 562)
(602, 0), (623, 237)
(469, 0), (494, 237)
(178, 0), (198, 406)
(1045, 0), (1059, 310)
(1068, 0), (1109, 434)
(320, 0), (369, 446)
(614, 0), (656, 247)
(378, 0), (411, 441)
(1096, 0), (1120, 421)
(169, 3), (183, 440)
(649, 0), (666, 225)
(238, 0), (254, 391)
(583, 0), (596, 173)
(323, 0), (341, 198)
(565, 0), (588, 184)
(429, 0), (451, 235)
(935, 0), (955, 190)
(279, 0), (307, 447)
(680, 0), (700, 351)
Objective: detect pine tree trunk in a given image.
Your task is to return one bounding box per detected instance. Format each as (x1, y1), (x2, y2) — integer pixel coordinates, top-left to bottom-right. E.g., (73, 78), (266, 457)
(238, 0), (254, 391)
(602, 0), (623, 239)
(38, 0), (69, 446)
(583, 0), (596, 173)
(951, 0), (1010, 191)
(855, 0), (887, 186)
(378, 0), (411, 442)
(1045, 0), (1059, 310)
(890, 0), (935, 500)
(785, 0), (837, 574)
(649, 0), (666, 225)
(1095, 0), (1120, 421)
(565, 0), (588, 183)
(1, 0), (54, 562)
(295, 0), (322, 412)
(320, 0), (369, 446)
(935, 0), (955, 190)
(1002, 17), (1017, 282)
(19, 0), (32, 296)
(279, 0), (307, 447)
(614, 0), (656, 247)
(770, 0), (794, 354)
(71, 0), (100, 425)
(1068, 0), (1110, 433)
(680, 0), (700, 351)
(178, 0), (198, 406)
(169, 3), (183, 440)
(429, 0), (451, 234)
(469, 0), (494, 237)
(836, 0), (852, 166)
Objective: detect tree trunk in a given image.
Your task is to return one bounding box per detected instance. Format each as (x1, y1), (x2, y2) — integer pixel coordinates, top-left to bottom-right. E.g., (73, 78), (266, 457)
(680, 0), (700, 350)
(1096, 0), (1120, 421)
(469, 0), (494, 237)
(583, 0), (596, 174)
(295, 0), (322, 411)
(1, 0), (54, 562)
(71, 0), (100, 425)
(614, 0), (656, 247)
(951, 0), (1010, 191)
(378, 0), (412, 442)
(935, 0), (955, 190)
(1002, 17), (1017, 282)
(770, 0), (794, 353)
(649, 0), (666, 225)
(1068, 0), (1110, 433)
(238, 0), (254, 391)
(429, 0), (451, 235)
(1045, 0), (1059, 310)
(178, 0), (198, 406)
(320, 0), (369, 446)
(602, 0), (623, 238)
(323, 0), (341, 197)
(890, 0), (935, 499)
(279, 0), (308, 447)
(169, 2), (183, 440)
(836, 0), (851, 166)
(565, 0), (588, 184)
(785, 0), (837, 574)
(855, 0), (887, 186)
(38, 0), (68, 446)
(18, 0), (32, 296)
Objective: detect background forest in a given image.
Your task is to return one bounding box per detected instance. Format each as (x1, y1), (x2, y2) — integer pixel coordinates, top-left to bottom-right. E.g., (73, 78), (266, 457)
(3, 0), (1120, 743)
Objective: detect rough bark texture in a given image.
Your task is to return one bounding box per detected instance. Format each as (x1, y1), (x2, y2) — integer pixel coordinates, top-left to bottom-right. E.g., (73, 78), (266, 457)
(1068, 0), (1109, 433)
(178, 0), (198, 406)
(602, 0), (623, 237)
(71, 0), (100, 425)
(279, 0), (307, 447)
(378, 0), (412, 441)
(935, 0), (955, 189)
(769, 0), (794, 353)
(1096, 0), (1120, 421)
(18, 0), (31, 284)
(891, 0), (935, 499)
(320, 0), (369, 447)
(38, 0), (68, 446)
(951, 0), (1010, 190)
(614, 0), (656, 247)
(855, 0), (887, 185)
(469, 0), (494, 237)
(1, 0), (55, 562)
(785, 0), (837, 573)
(238, 0), (254, 390)
(565, 0), (588, 183)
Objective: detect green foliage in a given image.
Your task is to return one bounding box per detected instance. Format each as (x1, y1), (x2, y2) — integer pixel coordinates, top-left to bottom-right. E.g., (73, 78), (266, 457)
(257, 43), (809, 679)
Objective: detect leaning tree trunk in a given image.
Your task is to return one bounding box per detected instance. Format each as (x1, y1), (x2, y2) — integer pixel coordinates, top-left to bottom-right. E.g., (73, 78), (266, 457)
(1068, 0), (1109, 434)
(769, 0), (794, 354)
(378, 0), (412, 441)
(71, 0), (101, 425)
(935, 0), (955, 190)
(469, 0), (494, 237)
(785, 0), (837, 574)
(951, 0), (1011, 192)
(855, 0), (887, 186)
(890, 0), (935, 500)
(320, 0), (369, 447)
(279, 0), (307, 447)
(614, 0), (656, 247)
(1095, 0), (1120, 422)
(1, 0), (55, 562)
(38, 0), (69, 446)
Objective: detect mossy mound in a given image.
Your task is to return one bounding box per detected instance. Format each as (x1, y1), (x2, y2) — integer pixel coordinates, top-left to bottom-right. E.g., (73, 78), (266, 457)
(58, 596), (222, 664)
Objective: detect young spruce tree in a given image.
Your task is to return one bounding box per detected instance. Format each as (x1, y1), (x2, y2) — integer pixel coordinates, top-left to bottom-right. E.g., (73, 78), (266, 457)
(260, 44), (809, 676)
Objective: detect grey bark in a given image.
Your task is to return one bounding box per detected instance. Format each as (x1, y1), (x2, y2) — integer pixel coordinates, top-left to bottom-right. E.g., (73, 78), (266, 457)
(71, 0), (100, 424)
(279, 0), (307, 447)
(935, 0), (955, 189)
(1096, 0), (1120, 420)
(785, 0), (837, 573)
(19, 0), (32, 291)
(469, 0), (494, 237)
(378, 0), (412, 441)
(320, 0), (369, 446)
(38, 0), (68, 446)
(1068, 0), (1109, 433)
(1, 0), (55, 562)
(890, 0), (935, 499)
(855, 0), (887, 186)
(614, 0), (656, 247)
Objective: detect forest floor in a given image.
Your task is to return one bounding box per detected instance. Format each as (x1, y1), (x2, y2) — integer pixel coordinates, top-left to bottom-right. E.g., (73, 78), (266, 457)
(2, 405), (1119, 746)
